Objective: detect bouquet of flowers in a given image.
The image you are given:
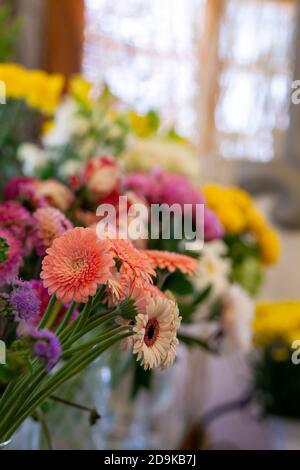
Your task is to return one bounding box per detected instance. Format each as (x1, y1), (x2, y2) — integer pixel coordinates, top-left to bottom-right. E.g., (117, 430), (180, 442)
(0, 174), (202, 446)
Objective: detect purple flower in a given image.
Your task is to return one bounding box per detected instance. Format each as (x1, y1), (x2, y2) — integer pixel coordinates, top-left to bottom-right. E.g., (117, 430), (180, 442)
(204, 208), (224, 241)
(10, 280), (41, 323)
(23, 326), (62, 371)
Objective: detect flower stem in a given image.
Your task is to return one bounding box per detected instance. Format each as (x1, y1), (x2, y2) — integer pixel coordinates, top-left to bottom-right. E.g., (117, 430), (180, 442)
(55, 302), (76, 335)
(38, 294), (56, 329)
(1, 332), (131, 440)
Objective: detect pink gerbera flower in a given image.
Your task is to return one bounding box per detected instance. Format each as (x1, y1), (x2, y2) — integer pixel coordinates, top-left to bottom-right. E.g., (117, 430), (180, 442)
(109, 238), (156, 283)
(142, 250), (198, 276)
(41, 227), (115, 303)
(34, 207), (73, 255)
(0, 229), (23, 286)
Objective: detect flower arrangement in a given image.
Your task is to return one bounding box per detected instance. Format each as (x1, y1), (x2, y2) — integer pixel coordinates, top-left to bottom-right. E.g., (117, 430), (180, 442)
(0, 207), (188, 444)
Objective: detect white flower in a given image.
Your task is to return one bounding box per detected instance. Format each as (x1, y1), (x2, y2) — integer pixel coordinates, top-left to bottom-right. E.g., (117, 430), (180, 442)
(42, 98), (78, 147)
(59, 159), (82, 178)
(121, 137), (200, 182)
(133, 297), (181, 370)
(221, 284), (254, 353)
(18, 144), (47, 176)
(193, 240), (231, 298)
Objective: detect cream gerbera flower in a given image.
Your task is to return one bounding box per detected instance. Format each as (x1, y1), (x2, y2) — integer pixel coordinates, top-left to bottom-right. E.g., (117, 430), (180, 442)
(132, 296), (181, 370)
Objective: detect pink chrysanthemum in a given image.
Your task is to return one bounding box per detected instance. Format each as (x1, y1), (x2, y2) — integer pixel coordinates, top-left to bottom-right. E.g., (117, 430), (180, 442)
(41, 227), (115, 303)
(108, 239), (156, 283)
(0, 201), (35, 254)
(142, 250), (198, 276)
(3, 176), (47, 210)
(34, 207), (73, 255)
(0, 229), (23, 286)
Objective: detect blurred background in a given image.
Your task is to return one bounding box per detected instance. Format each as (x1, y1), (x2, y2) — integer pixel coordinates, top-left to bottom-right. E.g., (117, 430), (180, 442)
(1, 0), (300, 450)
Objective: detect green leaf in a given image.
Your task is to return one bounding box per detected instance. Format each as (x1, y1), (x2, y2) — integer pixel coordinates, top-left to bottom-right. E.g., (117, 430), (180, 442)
(177, 333), (215, 353)
(163, 270), (194, 296)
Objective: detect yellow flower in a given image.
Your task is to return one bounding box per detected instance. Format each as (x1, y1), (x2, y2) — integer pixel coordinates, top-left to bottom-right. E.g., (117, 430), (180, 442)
(0, 63), (64, 115)
(253, 301), (300, 347)
(42, 119), (55, 135)
(128, 111), (155, 138)
(69, 75), (92, 108)
(202, 183), (280, 265)
(271, 345), (290, 362)
(257, 228), (281, 265)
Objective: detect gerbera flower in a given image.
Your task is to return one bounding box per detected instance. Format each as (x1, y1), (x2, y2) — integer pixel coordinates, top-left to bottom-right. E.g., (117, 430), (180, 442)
(143, 250), (198, 276)
(0, 229), (23, 286)
(41, 227), (115, 303)
(132, 296), (181, 370)
(109, 239), (155, 283)
(34, 207), (73, 255)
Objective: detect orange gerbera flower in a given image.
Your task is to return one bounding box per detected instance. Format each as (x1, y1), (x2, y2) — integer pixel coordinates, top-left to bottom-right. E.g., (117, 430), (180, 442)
(142, 250), (198, 276)
(109, 239), (155, 283)
(41, 227), (114, 303)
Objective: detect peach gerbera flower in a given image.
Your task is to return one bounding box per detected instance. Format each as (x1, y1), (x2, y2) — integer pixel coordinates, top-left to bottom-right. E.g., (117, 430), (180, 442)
(142, 250), (198, 276)
(109, 239), (155, 283)
(132, 296), (181, 370)
(34, 207), (73, 254)
(41, 227), (114, 303)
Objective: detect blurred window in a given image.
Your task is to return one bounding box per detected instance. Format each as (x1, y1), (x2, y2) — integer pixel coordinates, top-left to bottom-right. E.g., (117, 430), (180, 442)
(83, 0), (296, 162)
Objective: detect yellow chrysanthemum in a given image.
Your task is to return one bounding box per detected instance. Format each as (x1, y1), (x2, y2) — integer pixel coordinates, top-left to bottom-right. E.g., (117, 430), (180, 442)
(253, 301), (300, 347)
(0, 63), (64, 115)
(257, 228), (281, 265)
(202, 183), (280, 265)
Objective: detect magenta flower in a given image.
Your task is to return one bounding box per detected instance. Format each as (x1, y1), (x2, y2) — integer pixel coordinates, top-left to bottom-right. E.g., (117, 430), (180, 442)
(0, 201), (36, 254)
(3, 176), (47, 210)
(124, 169), (224, 241)
(0, 228), (23, 286)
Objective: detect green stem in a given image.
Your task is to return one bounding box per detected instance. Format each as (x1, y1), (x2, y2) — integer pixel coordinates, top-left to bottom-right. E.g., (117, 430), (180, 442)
(70, 297), (93, 337)
(39, 294), (56, 329)
(55, 302), (76, 336)
(1, 333), (131, 440)
(61, 325), (130, 357)
(35, 410), (53, 450)
(46, 301), (62, 330)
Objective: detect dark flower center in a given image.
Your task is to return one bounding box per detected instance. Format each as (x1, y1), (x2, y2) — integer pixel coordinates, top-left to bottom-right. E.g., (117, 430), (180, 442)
(144, 318), (159, 347)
